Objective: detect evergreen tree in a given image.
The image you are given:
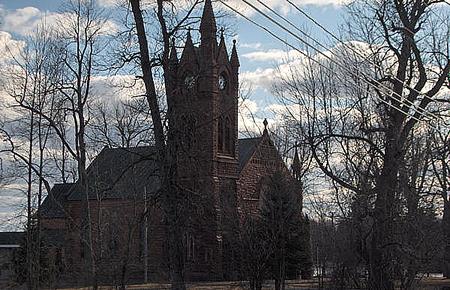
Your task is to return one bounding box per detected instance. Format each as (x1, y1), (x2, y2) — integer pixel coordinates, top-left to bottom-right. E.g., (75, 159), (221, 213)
(260, 171), (312, 289)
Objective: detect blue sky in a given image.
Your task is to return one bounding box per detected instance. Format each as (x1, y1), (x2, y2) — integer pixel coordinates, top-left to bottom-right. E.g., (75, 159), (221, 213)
(0, 0), (346, 119)
(0, 0), (346, 230)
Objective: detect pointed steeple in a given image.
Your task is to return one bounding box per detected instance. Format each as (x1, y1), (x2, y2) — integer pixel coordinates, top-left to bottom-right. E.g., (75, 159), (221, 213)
(200, 0), (217, 40)
(169, 38), (178, 65)
(217, 28), (229, 63)
(292, 143), (302, 180)
(181, 28), (196, 64)
(230, 39), (240, 68)
(200, 0), (217, 58)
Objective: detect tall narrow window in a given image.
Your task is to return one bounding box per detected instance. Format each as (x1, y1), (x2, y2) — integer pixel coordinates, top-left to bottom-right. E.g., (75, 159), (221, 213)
(80, 239), (85, 259)
(218, 117), (224, 152)
(187, 234), (195, 261)
(225, 117), (231, 154)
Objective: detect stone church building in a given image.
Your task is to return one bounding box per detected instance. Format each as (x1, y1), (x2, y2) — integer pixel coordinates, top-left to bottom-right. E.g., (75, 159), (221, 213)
(40, 0), (305, 284)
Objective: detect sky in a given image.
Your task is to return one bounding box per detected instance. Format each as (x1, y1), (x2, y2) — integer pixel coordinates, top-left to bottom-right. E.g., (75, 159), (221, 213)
(0, 0), (348, 230)
(0, 0), (347, 129)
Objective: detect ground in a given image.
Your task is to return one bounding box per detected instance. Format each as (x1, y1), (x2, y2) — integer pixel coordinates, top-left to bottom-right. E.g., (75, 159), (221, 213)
(50, 278), (450, 290)
(2, 278), (450, 289)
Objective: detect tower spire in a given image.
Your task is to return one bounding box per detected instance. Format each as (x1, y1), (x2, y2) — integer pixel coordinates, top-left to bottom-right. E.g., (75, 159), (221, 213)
(200, 0), (217, 57)
(180, 28), (196, 63)
(217, 27), (229, 63)
(230, 39), (240, 68)
(200, 0), (217, 39)
(292, 143), (302, 180)
(169, 38), (178, 64)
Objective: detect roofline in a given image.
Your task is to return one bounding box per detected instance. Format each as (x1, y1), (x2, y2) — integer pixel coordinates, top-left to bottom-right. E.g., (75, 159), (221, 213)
(239, 136), (264, 175)
(238, 137), (261, 141)
(238, 133), (292, 177)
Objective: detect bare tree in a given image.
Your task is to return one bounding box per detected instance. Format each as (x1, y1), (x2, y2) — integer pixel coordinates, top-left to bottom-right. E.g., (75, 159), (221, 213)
(241, 216), (272, 290)
(2, 1), (111, 287)
(273, 1), (449, 289)
(430, 127), (450, 277)
(88, 98), (154, 149)
(0, 21), (65, 289)
(127, 1), (206, 289)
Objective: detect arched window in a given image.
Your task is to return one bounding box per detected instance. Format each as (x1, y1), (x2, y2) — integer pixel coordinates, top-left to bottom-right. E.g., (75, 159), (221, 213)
(179, 115), (196, 151)
(229, 118), (235, 154)
(218, 117), (224, 152)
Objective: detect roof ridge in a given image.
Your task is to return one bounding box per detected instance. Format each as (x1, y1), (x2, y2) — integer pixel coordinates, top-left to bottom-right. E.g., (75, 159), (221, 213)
(238, 137), (261, 141)
(53, 182), (75, 186)
(104, 145), (155, 150)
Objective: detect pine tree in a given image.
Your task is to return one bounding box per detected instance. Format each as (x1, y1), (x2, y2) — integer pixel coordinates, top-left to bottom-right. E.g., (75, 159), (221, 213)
(260, 171), (312, 289)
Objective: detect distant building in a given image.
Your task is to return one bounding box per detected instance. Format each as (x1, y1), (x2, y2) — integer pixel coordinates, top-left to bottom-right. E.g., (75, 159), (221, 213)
(39, 0), (306, 285)
(0, 232), (23, 282)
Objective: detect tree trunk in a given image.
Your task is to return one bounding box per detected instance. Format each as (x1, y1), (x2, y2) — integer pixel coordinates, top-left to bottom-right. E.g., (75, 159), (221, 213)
(442, 201), (450, 278)
(129, 1), (186, 289)
(369, 136), (401, 290)
(26, 94), (35, 290)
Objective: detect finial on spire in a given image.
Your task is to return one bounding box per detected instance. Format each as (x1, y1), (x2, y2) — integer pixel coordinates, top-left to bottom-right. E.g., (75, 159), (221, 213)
(220, 27), (225, 39)
(263, 118), (268, 134)
(231, 39), (240, 67)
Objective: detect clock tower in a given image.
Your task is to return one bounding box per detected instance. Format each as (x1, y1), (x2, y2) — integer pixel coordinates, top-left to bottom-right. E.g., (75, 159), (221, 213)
(167, 0), (241, 280)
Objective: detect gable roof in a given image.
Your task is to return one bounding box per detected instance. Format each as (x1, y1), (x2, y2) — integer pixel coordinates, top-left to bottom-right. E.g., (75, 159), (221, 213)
(43, 138), (263, 205)
(238, 137), (261, 173)
(0, 232), (24, 246)
(67, 146), (159, 201)
(41, 183), (74, 218)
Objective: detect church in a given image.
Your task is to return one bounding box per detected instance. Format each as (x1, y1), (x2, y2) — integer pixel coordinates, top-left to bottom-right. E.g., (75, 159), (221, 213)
(39, 0), (305, 284)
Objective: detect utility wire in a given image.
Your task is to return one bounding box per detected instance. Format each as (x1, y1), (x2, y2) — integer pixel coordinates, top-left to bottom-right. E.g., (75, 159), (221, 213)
(217, 0), (425, 124)
(286, 0), (445, 110)
(259, 0), (442, 121)
(242, 0), (434, 123)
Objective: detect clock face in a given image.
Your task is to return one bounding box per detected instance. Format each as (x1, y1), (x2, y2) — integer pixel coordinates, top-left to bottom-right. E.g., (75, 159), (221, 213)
(184, 74), (196, 89)
(218, 74), (227, 91)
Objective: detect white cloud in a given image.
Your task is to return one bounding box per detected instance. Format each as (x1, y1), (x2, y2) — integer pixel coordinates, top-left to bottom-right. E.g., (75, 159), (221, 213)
(0, 31), (26, 118)
(0, 31), (25, 63)
(241, 67), (275, 91)
(239, 98), (264, 135)
(220, 0), (349, 17)
(240, 42), (263, 50)
(0, 6), (41, 35)
(242, 48), (304, 62)
(241, 51), (308, 91)
(0, 6), (118, 36)
(91, 75), (145, 102)
(96, 0), (122, 7)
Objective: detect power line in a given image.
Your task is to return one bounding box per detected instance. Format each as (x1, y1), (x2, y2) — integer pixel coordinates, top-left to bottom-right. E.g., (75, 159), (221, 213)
(286, 0), (444, 112)
(262, 0), (441, 121)
(217, 0), (425, 124)
(237, 0), (432, 123)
